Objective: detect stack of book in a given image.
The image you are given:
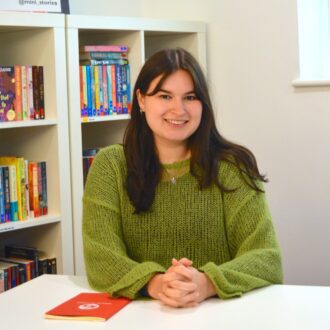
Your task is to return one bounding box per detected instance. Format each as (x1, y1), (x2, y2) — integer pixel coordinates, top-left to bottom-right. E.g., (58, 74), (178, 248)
(0, 245), (56, 293)
(79, 45), (131, 118)
(0, 65), (45, 122)
(0, 157), (48, 223)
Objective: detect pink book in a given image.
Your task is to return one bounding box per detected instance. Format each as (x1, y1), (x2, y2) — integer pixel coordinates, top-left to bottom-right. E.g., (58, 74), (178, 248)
(81, 45), (128, 52)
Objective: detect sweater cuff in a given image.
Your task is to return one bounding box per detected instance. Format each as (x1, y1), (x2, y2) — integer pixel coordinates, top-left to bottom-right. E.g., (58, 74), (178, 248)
(199, 262), (243, 300)
(109, 261), (166, 299)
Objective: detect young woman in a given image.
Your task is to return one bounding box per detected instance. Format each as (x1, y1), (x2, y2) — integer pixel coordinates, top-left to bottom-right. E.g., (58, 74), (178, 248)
(82, 48), (283, 308)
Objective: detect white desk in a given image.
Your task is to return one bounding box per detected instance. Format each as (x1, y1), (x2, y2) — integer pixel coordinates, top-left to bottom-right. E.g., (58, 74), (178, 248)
(0, 275), (329, 330)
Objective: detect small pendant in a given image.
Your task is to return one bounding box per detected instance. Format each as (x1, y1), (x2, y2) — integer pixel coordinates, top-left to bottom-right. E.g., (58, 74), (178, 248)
(170, 176), (176, 184)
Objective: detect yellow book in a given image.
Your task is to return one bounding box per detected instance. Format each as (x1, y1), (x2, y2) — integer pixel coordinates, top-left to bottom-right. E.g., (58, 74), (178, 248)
(0, 157), (27, 220)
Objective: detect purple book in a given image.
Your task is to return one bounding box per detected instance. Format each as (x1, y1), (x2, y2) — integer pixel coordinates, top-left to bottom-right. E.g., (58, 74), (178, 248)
(0, 66), (16, 122)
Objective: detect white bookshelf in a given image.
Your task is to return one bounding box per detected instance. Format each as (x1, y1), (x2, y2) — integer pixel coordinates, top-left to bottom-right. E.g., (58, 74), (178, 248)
(0, 12), (74, 275)
(66, 15), (207, 275)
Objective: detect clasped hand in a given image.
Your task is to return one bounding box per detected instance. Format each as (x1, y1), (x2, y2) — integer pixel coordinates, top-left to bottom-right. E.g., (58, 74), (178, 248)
(147, 258), (216, 308)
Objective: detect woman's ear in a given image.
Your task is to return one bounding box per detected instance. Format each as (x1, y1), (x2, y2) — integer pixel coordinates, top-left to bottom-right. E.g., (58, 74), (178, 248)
(136, 89), (145, 111)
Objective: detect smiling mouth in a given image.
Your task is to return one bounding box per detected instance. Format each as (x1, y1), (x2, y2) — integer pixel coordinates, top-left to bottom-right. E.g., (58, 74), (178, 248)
(164, 119), (188, 125)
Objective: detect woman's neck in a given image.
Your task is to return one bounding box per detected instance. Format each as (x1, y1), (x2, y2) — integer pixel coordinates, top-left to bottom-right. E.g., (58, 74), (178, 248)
(157, 144), (190, 165)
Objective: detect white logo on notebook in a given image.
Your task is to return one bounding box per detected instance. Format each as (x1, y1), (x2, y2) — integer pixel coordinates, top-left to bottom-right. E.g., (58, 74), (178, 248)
(78, 303), (100, 310)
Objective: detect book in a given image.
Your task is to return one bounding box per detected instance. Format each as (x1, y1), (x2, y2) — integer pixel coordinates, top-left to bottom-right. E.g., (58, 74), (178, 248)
(14, 65), (22, 121)
(80, 45), (128, 53)
(5, 245), (39, 277)
(0, 66), (16, 122)
(80, 51), (128, 61)
(44, 292), (131, 321)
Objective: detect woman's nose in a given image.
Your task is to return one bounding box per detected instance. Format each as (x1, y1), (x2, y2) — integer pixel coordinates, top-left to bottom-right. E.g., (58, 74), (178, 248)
(171, 98), (186, 114)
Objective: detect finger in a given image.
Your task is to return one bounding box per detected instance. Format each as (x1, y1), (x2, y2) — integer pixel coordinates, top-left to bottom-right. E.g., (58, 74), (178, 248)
(171, 265), (193, 281)
(159, 290), (200, 308)
(163, 270), (189, 283)
(172, 258), (180, 266)
(167, 280), (197, 292)
(178, 290), (200, 306)
(158, 292), (182, 308)
(163, 286), (189, 299)
(178, 258), (193, 267)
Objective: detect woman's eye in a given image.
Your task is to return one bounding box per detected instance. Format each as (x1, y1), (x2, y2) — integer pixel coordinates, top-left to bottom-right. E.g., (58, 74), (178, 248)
(159, 94), (171, 100)
(185, 95), (197, 101)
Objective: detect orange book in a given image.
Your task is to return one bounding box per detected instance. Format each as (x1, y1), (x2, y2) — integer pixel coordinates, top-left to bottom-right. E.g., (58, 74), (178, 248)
(28, 161), (39, 218)
(44, 292), (131, 321)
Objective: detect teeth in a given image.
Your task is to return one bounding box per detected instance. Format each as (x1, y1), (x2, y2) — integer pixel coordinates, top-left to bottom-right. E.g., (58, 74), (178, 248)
(166, 119), (186, 124)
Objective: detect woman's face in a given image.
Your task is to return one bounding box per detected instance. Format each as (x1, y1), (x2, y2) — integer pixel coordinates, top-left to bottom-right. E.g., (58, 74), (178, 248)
(137, 69), (202, 150)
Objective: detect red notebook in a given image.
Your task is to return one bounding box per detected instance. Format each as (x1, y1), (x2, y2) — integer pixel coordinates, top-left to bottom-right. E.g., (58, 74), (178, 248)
(44, 292), (131, 321)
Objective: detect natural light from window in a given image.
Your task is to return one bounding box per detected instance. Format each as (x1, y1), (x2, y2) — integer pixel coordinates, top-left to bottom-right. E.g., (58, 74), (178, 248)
(296, 0), (330, 82)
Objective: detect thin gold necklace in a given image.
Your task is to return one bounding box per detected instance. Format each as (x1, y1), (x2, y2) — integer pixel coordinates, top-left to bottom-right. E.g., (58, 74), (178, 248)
(164, 168), (177, 184)
(162, 160), (190, 184)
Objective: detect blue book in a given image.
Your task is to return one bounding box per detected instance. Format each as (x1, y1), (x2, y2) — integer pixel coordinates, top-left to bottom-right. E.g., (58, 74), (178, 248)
(85, 66), (92, 117)
(1, 166), (11, 221)
(126, 64), (131, 113)
(0, 167), (5, 223)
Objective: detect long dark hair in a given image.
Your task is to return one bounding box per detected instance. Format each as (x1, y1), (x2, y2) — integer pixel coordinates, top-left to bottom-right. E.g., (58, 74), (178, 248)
(124, 48), (267, 213)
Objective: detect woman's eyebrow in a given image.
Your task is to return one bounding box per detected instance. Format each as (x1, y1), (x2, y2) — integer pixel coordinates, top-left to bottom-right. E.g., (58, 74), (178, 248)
(158, 88), (195, 95)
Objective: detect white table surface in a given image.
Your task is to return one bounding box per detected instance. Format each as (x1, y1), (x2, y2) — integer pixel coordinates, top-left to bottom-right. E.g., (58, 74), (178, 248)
(0, 274), (329, 330)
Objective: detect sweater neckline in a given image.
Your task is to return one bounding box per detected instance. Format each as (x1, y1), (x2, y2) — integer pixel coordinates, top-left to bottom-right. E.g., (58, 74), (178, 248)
(161, 158), (190, 170)
(160, 158), (190, 183)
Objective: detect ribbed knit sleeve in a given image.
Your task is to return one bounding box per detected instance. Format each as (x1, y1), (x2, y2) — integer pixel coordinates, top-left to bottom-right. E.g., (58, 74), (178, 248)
(82, 146), (166, 299)
(199, 163), (283, 299)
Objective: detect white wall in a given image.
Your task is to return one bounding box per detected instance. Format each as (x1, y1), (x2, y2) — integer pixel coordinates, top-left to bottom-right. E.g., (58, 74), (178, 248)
(69, 0), (330, 286)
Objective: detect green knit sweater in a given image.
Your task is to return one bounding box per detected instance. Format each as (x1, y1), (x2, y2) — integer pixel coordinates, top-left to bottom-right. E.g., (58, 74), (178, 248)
(82, 144), (283, 300)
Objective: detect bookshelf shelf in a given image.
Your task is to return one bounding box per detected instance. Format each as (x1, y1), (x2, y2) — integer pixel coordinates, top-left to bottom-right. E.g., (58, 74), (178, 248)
(0, 215), (61, 234)
(0, 119), (57, 130)
(0, 12), (74, 276)
(81, 114), (130, 123)
(66, 15), (207, 275)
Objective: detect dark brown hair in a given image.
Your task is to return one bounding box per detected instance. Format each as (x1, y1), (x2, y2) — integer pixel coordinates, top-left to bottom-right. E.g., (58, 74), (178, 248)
(124, 48), (267, 213)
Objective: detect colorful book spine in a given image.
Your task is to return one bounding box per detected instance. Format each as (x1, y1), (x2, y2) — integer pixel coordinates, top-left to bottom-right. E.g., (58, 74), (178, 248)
(79, 66), (86, 116)
(24, 160), (30, 218)
(0, 167), (5, 223)
(21, 65), (29, 121)
(90, 66), (96, 116)
(121, 65), (128, 114)
(1, 166), (11, 221)
(41, 161), (48, 216)
(32, 66), (40, 120)
(85, 66), (92, 116)
(115, 65), (123, 114)
(102, 65), (108, 115)
(81, 45), (128, 52)
(0, 66), (16, 122)
(97, 65), (104, 115)
(38, 66), (45, 119)
(27, 65), (34, 120)
(7, 165), (18, 221)
(0, 160), (19, 221)
(28, 161), (39, 218)
(80, 59), (128, 66)
(80, 51), (128, 60)
(37, 162), (43, 216)
(14, 65), (22, 121)
(94, 66), (100, 114)
(111, 65), (117, 114)
(18, 157), (27, 220)
(106, 65), (113, 115)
